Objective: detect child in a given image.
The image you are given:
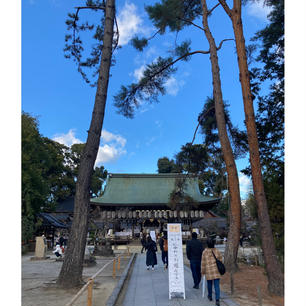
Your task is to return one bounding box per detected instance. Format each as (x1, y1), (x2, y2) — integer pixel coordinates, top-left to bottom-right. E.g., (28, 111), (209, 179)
(53, 243), (63, 258)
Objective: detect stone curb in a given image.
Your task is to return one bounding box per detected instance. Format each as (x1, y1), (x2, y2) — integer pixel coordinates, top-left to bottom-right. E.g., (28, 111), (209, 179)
(106, 253), (136, 306)
(184, 265), (239, 306)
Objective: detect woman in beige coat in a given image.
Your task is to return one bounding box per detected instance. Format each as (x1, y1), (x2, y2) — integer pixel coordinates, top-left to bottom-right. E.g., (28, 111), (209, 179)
(201, 238), (223, 306)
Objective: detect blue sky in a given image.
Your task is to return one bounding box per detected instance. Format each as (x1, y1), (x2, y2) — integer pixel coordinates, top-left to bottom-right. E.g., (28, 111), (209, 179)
(3, 2), (306, 303)
(22, 0), (274, 199)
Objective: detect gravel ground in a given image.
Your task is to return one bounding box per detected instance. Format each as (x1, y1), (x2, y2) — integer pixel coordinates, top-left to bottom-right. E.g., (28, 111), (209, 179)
(22, 251), (131, 306)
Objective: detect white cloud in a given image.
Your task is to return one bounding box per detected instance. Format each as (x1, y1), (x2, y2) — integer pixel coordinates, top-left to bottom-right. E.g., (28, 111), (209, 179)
(96, 144), (126, 164)
(246, 0), (272, 20)
(53, 129), (127, 165)
(101, 129), (126, 147)
(146, 136), (156, 146)
(133, 65), (146, 81)
(165, 77), (185, 96)
(117, 2), (149, 46)
(239, 173), (252, 199)
(155, 120), (162, 128)
(53, 129), (82, 147)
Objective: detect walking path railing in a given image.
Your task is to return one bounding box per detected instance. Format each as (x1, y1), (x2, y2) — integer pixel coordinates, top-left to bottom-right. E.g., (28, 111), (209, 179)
(65, 247), (130, 306)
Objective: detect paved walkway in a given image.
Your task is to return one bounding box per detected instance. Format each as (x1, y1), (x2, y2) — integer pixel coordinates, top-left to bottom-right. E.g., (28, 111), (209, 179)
(122, 253), (238, 306)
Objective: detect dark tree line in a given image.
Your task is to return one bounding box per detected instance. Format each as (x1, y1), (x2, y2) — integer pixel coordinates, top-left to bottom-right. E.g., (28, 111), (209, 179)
(22, 112), (107, 243)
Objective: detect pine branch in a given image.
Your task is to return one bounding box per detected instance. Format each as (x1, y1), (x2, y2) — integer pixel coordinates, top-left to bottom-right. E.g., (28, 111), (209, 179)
(176, 16), (205, 31)
(217, 0), (232, 17)
(191, 106), (215, 145)
(74, 6), (106, 12)
(123, 49), (209, 99)
(113, 15), (119, 53)
(148, 29), (162, 41)
(216, 38), (235, 50)
(208, 3), (221, 15)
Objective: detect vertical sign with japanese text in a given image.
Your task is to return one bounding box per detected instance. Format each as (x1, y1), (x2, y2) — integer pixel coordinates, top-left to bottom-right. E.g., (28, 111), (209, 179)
(167, 223), (185, 299)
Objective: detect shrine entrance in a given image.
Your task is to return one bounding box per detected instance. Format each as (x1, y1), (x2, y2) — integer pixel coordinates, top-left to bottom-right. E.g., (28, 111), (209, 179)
(142, 218), (161, 234)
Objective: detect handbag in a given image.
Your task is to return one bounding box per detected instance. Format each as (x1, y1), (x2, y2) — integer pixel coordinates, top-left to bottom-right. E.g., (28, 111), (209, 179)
(212, 250), (226, 275)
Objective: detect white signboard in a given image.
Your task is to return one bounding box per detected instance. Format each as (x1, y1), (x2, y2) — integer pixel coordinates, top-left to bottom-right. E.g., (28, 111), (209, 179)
(167, 223), (185, 299)
(150, 230), (156, 242)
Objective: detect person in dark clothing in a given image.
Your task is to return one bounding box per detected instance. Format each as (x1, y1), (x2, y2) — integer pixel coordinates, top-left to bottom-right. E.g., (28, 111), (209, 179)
(145, 235), (157, 270)
(158, 232), (168, 269)
(186, 232), (203, 289)
(140, 233), (147, 253)
(59, 235), (65, 247)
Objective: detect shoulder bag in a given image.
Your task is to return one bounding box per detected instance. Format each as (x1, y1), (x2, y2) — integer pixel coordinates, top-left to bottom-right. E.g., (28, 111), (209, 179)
(212, 250), (226, 275)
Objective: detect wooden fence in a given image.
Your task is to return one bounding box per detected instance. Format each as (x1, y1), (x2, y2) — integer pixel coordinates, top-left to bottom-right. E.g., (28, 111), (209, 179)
(65, 248), (130, 306)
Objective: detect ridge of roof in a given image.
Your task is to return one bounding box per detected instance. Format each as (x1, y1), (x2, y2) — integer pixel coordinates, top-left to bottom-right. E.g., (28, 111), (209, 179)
(91, 172), (219, 205)
(108, 173), (197, 178)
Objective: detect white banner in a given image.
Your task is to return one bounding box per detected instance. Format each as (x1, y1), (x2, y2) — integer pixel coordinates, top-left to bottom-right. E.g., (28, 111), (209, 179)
(167, 223), (185, 299)
(150, 230), (156, 242)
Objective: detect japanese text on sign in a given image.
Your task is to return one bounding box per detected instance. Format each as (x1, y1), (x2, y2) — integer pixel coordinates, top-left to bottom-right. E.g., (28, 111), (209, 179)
(167, 223), (185, 299)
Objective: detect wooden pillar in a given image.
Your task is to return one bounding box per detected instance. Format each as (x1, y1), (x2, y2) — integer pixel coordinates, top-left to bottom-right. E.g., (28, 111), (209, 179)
(132, 222), (135, 239)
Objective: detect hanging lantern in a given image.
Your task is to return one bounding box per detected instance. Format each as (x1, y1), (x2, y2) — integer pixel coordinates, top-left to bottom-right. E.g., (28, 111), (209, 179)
(190, 210), (195, 218)
(101, 211), (106, 219)
(154, 211), (159, 218)
(148, 211), (152, 218)
(200, 210), (204, 218)
(132, 211), (137, 218)
(184, 211), (188, 218)
(111, 211), (116, 219)
(118, 211), (122, 219)
(128, 211), (133, 218)
(107, 211), (111, 219)
(195, 210), (199, 218)
(169, 210), (173, 218)
(179, 211), (184, 218)
(174, 210), (178, 218)
(159, 211), (163, 218)
(139, 211), (142, 218)
(163, 211), (168, 218)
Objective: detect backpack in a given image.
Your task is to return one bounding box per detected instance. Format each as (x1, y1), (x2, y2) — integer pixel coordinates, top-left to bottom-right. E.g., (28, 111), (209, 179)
(163, 238), (168, 251)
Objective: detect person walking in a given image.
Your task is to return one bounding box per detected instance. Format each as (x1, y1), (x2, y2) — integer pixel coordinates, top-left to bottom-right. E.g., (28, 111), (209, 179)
(140, 233), (147, 254)
(201, 238), (223, 306)
(158, 232), (168, 269)
(186, 232), (203, 289)
(145, 235), (157, 270)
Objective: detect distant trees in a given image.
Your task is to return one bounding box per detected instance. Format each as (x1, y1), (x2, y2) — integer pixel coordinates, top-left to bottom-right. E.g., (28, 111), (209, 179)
(157, 157), (181, 173)
(21, 112), (107, 243)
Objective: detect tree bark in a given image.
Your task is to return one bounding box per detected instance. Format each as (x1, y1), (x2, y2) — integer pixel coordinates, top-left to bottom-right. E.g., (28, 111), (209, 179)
(218, 0), (284, 295)
(201, 0), (241, 272)
(57, 0), (115, 288)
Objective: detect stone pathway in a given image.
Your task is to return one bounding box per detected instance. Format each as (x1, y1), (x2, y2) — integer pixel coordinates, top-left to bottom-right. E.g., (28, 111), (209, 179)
(122, 253), (238, 306)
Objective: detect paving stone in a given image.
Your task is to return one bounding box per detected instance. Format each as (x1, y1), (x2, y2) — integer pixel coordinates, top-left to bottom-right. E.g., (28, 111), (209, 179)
(122, 253), (238, 306)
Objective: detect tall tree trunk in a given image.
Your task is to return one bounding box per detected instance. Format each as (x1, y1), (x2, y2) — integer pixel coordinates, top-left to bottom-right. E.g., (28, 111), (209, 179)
(57, 0), (115, 288)
(218, 0), (284, 295)
(201, 0), (241, 272)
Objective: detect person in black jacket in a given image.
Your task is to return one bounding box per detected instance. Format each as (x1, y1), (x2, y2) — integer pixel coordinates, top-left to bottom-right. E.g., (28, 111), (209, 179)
(186, 232), (203, 289)
(158, 232), (168, 269)
(140, 233), (147, 254)
(145, 235), (157, 270)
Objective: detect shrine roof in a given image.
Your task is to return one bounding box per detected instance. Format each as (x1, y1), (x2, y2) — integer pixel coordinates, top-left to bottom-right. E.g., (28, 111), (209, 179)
(90, 173), (219, 207)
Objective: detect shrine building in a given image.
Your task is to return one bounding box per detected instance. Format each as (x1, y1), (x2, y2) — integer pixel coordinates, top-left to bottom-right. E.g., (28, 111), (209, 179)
(90, 173), (220, 240)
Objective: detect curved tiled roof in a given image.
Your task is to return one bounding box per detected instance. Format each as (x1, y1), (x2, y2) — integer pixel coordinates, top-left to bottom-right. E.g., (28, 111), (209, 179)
(91, 173), (219, 207)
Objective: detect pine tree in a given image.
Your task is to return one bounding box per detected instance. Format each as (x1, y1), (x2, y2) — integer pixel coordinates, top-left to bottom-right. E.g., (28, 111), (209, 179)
(57, 0), (116, 288)
(218, 0), (284, 295)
